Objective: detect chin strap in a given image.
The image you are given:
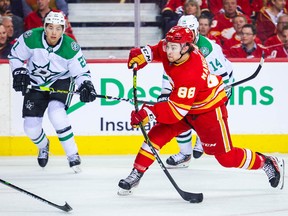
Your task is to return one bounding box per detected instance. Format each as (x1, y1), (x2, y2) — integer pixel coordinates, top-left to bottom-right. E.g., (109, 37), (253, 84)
(173, 44), (190, 64)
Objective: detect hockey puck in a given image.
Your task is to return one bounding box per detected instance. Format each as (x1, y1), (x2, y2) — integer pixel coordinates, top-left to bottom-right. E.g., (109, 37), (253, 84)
(189, 198), (201, 203)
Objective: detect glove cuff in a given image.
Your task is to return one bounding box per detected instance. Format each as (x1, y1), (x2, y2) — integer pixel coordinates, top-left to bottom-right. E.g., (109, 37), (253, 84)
(141, 46), (152, 63)
(12, 67), (29, 77)
(142, 105), (155, 122)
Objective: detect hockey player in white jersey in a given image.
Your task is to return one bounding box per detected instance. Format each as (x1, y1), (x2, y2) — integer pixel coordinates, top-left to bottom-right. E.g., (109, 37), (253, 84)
(8, 11), (97, 172)
(162, 15), (234, 168)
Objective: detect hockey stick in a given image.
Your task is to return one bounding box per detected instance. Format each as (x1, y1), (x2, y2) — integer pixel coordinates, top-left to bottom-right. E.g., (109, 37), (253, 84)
(132, 64), (203, 203)
(27, 85), (155, 105)
(0, 178), (72, 212)
(225, 54), (265, 90)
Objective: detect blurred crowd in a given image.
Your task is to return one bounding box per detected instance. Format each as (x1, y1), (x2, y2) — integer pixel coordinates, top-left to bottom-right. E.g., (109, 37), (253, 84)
(0, 0), (74, 59)
(160, 0), (288, 58)
(0, 0), (287, 59)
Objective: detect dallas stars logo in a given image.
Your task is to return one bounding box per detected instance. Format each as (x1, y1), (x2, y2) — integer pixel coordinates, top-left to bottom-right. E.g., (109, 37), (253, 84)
(31, 62), (60, 83)
(25, 100), (34, 110)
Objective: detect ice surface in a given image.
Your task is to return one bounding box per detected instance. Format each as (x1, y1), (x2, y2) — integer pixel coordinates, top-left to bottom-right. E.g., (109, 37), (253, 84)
(0, 154), (287, 216)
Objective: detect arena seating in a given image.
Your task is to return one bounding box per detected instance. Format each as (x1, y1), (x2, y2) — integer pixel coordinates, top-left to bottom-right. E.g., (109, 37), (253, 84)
(68, 3), (162, 59)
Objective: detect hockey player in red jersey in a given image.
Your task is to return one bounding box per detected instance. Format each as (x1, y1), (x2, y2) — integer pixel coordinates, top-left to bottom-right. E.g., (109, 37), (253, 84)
(117, 26), (285, 195)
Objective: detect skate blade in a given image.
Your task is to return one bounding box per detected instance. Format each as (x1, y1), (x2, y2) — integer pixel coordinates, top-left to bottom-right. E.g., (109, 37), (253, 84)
(117, 187), (134, 196)
(278, 158), (285, 190)
(166, 161), (190, 169)
(71, 165), (82, 174)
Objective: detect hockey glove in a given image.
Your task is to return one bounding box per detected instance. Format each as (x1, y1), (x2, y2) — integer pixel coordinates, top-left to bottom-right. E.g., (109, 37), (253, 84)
(79, 80), (97, 102)
(157, 93), (170, 103)
(12, 67), (30, 95)
(130, 104), (155, 128)
(127, 46), (152, 70)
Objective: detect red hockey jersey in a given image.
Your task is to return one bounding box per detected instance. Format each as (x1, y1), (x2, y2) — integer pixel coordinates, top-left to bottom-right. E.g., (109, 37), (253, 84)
(148, 40), (227, 124)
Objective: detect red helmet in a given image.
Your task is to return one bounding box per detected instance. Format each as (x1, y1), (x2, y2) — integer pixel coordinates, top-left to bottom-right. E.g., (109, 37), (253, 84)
(165, 26), (194, 44)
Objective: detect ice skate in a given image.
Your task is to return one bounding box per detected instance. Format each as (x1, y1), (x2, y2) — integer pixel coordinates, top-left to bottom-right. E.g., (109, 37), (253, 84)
(68, 153), (81, 173)
(37, 142), (49, 168)
(193, 136), (203, 159)
(118, 168), (143, 196)
(166, 152), (191, 168)
(262, 155), (285, 189)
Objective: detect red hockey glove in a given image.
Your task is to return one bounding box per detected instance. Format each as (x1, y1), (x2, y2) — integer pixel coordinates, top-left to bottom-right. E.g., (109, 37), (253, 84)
(130, 104), (155, 128)
(127, 46), (152, 70)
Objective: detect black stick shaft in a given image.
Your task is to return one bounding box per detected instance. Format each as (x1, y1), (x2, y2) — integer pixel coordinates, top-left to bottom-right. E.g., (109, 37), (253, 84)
(27, 85), (155, 105)
(132, 65), (203, 202)
(0, 179), (72, 212)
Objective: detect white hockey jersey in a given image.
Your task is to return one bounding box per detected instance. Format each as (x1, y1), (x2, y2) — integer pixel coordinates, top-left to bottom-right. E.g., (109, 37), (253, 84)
(9, 28), (91, 88)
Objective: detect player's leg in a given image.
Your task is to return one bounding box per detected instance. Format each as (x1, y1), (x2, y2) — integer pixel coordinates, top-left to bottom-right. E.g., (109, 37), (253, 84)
(193, 135), (204, 159)
(24, 117), (50, 167)
(194, 104), (284, 189)
(23, 90), (49, 167)
(48, 79), (80, 172)
(166, 130), (193, 168)
(118, 120), (190, 195)
(47, 100), (81, 172)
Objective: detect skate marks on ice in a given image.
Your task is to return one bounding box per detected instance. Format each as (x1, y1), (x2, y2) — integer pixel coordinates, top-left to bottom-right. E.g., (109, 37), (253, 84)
(0, 155), (287, 216)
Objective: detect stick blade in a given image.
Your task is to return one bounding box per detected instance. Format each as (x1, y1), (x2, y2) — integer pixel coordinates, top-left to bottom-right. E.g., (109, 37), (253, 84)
(181, 191), (203, 203)
(58, 202), (73, 212)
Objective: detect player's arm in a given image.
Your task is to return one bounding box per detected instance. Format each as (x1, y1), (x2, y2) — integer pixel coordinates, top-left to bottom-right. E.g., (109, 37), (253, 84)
(69, 50), (97, 103)
(127, 40), (165, 70)
(131, 78), (199, 128)
(9, 34), (32, 95)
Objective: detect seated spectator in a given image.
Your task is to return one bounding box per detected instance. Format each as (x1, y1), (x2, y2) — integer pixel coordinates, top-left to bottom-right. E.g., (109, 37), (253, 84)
(24, 0), (76, 40)
(223, 15), (248, 51)
(227, 24), (270, 58)
(161, 0), (185, 38)
(183, 0), (201, 18)
(209, 0), (250, 45)
(256, 0), (287, 44)
(250, 0), (265, 20)
(2, 16), (17, 44)
(11, 0), (24, 18)
(223, 14), (261, 50)
(160, 0), (206, 38)
(0, 0), (24, 38)
(0, 23), (13, 59)
(198, 14), (222, 45)
(266, 14), (288, 57)
(22, 0), (68, 18)
(201, 0), (259, 18)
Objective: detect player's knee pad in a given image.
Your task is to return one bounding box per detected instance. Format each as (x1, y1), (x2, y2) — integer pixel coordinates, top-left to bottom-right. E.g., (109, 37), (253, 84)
(24, 117), (43, 139)
(47, 100), (69, 130)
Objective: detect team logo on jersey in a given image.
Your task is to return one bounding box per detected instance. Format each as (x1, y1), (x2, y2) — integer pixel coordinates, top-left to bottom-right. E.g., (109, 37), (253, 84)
(71, 42), (80, 51)
(200, 47), (209, 56)
(31, 62), (60, 83)
(24, 30), (33, 38)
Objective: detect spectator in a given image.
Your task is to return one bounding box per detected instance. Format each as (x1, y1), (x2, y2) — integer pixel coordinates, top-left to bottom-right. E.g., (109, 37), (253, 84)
(0, 0), (24, 38)
(222, 14), (262, 50)
(266, 14), (288, 57)
(209, 0), (250, 45)
(250, 0), (266, 20)
(24, 0), (76, 40)
(161, 0), (185, 38)
(2, 16), (17, 44)
(256, 0), (287, 44)
(198, 14), (222, 45)
(228, 23), (270, 58)
(201, 0), (260, 18)
(0, 23), (13, 59)
(22, 0), (68, 18)
(183, 0), (201, 17)
(10, 0), (24, 18)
